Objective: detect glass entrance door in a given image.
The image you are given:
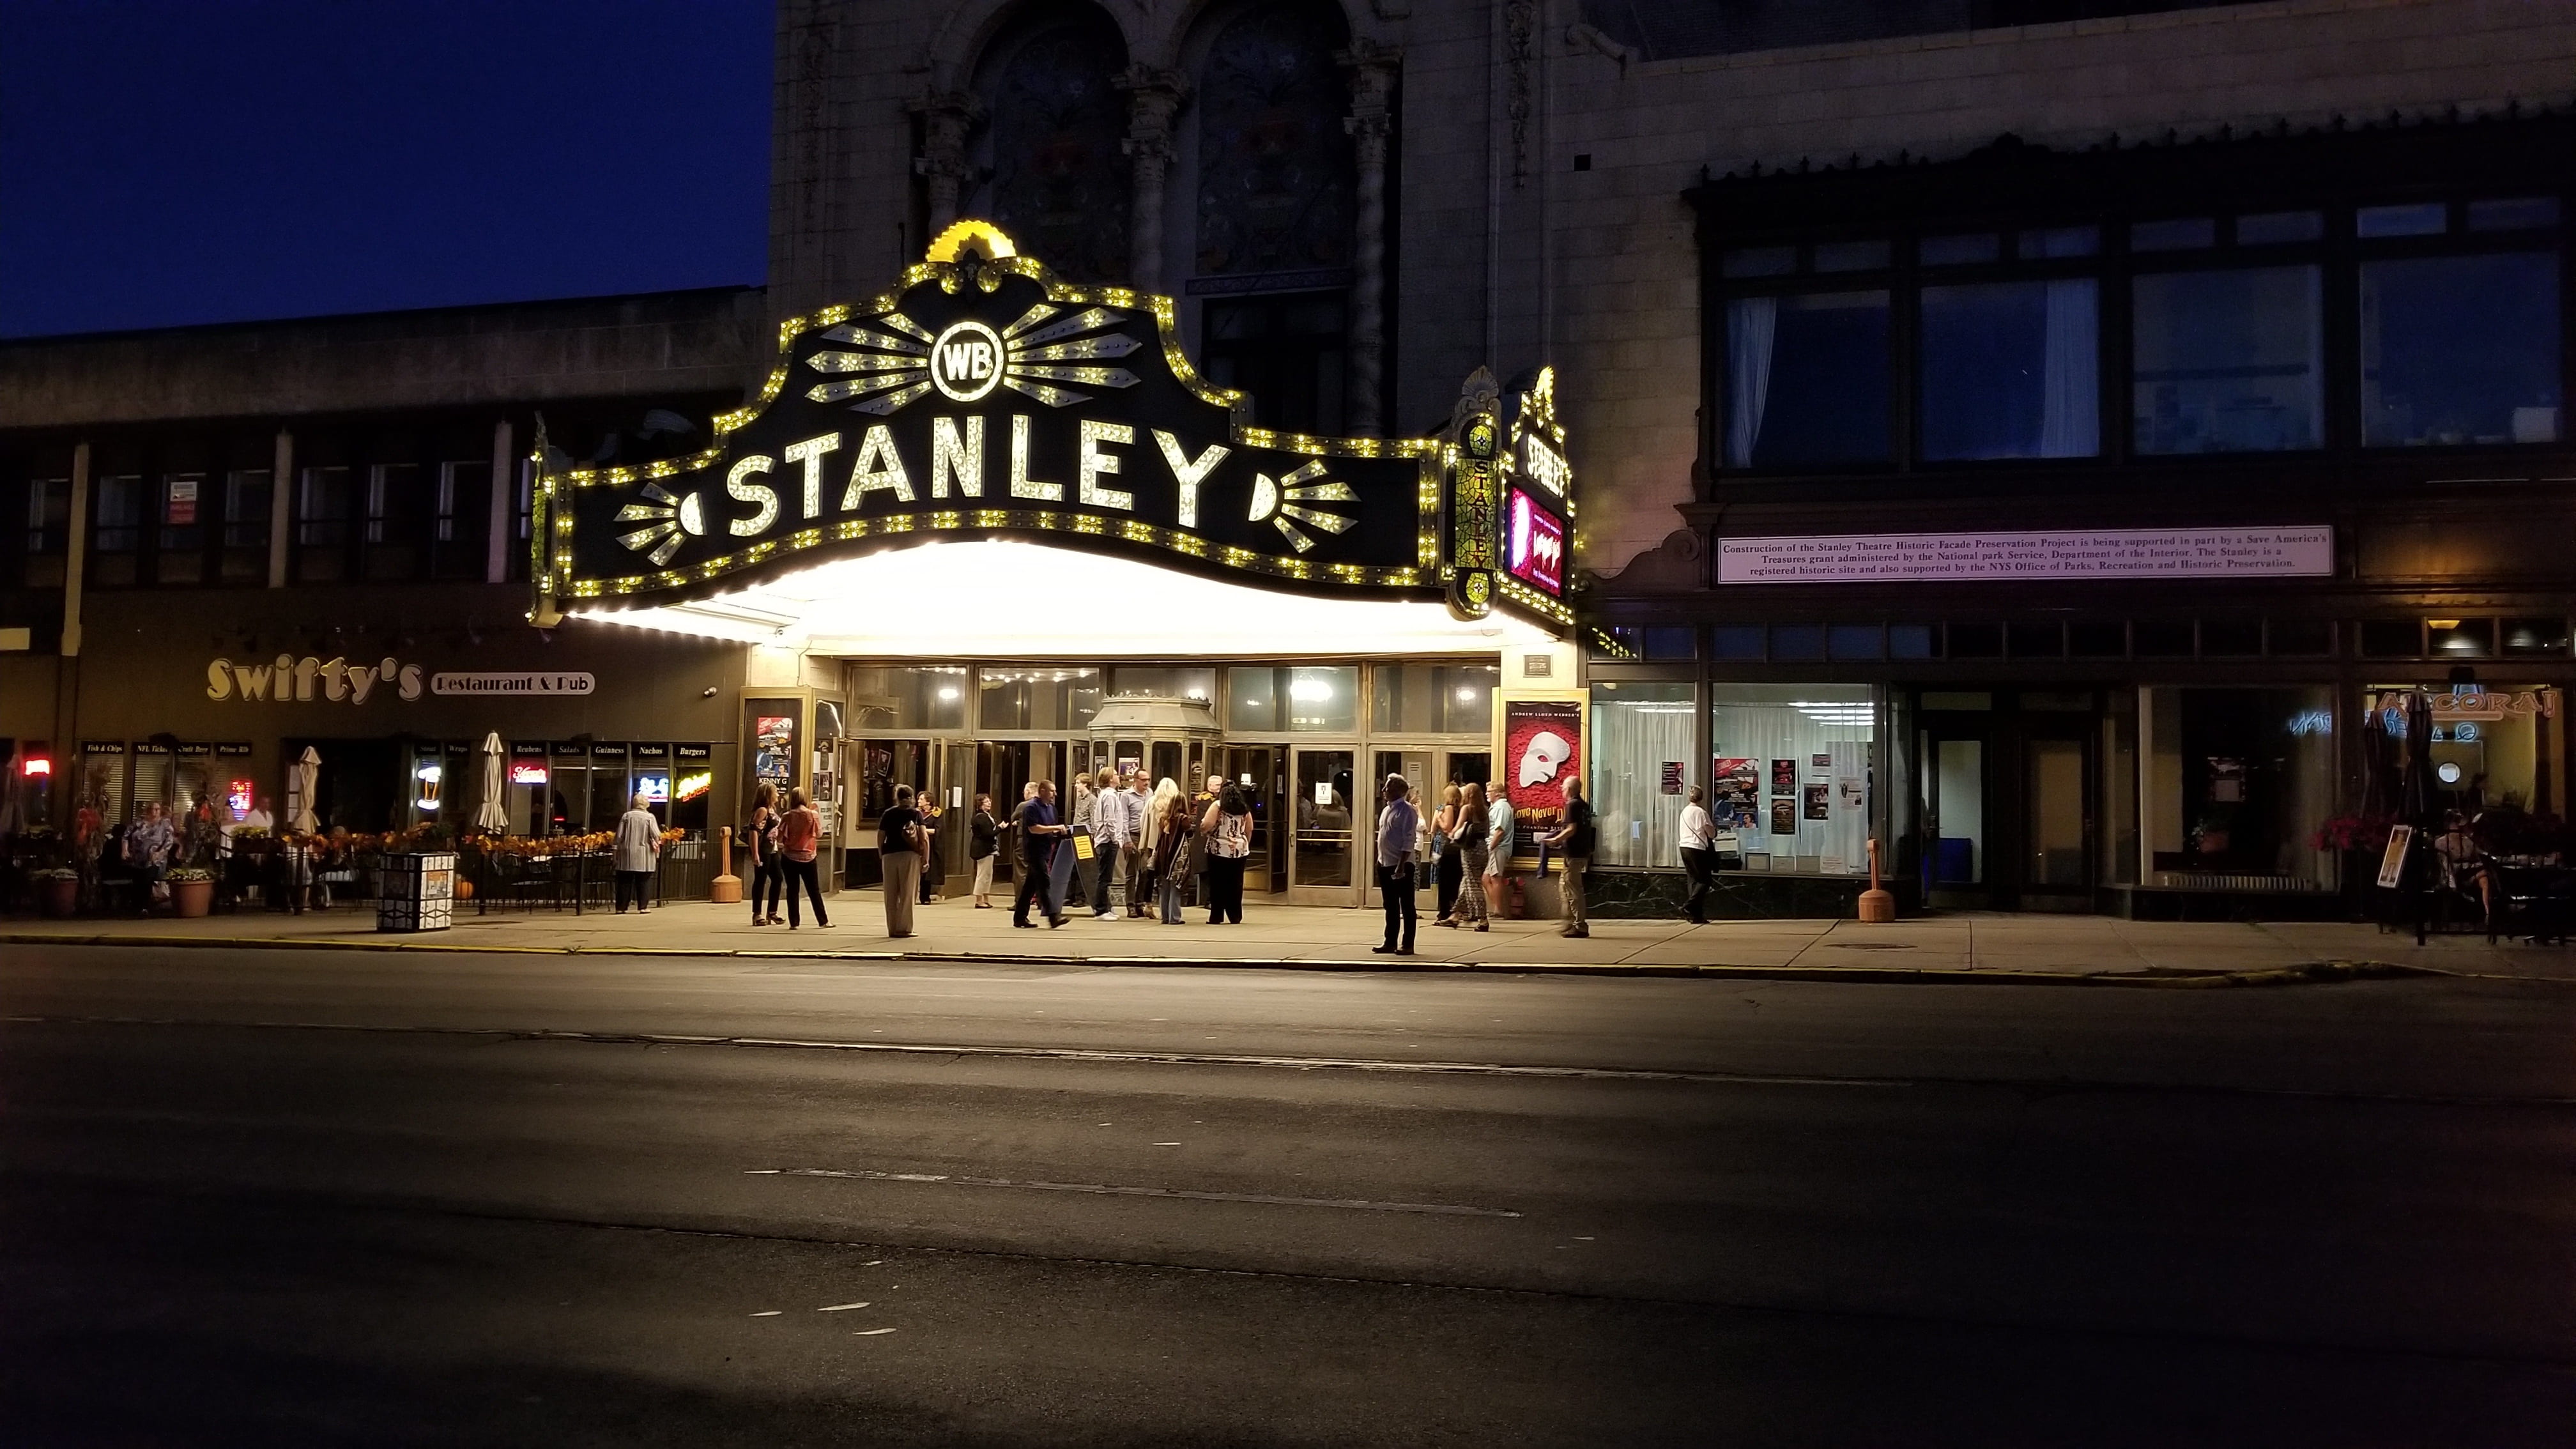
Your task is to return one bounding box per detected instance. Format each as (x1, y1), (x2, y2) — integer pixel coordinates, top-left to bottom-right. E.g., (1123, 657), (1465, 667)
(1218, 745), (1282, 894)
(1921, 728), (1988, 905)
(1290, 747), (1357, 900)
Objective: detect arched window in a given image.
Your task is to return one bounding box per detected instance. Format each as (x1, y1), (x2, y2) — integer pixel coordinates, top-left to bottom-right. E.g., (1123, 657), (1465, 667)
(976, 8), (1130, 282)
(1194, 4), (1353, 279)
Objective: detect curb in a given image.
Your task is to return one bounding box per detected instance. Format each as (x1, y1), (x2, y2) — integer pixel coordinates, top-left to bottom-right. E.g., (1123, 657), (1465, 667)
(0, 931), (2443, 988)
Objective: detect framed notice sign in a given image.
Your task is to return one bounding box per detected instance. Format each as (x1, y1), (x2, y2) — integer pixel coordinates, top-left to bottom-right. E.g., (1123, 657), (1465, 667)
(2375, 824), (2415, 890)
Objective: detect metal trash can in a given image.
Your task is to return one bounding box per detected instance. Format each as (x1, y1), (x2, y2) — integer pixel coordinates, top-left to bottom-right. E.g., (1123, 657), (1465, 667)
(377, 851), (457, 932)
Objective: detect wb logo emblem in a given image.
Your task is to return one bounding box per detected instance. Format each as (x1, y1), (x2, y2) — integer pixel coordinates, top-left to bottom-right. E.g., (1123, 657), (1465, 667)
(929, 319), (1006, 403)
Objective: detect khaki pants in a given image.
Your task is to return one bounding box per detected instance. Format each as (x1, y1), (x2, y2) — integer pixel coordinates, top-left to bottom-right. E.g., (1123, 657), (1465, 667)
(882, 853), (919, 937)
(1560, 855), (1588, 928)
(971, 854), (995, 899)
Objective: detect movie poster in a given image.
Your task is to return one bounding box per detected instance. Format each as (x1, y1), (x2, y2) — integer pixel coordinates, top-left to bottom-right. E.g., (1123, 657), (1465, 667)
(1770, 758), (1797, 795)
(1803, 784), (1830, 821)
(1502, 697), (1583, 832)
(1712, 757), (1759, 827)
(1769, 798), (1797, 834)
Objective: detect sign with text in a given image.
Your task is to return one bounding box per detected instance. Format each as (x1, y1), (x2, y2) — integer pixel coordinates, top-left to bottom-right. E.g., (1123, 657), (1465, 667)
(1717, 526), (2333, 584)
(429, 671), (597, 697)
(542, 223), (1445, 614)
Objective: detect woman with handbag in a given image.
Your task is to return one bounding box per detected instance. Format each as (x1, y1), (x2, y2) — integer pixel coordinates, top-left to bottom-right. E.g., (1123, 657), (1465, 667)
(1200, 783), (1253, 924)
(1445, 784), (1490, 931)
(777, 787), (829, 930)
(878, 785), (924, 937)
(1151, 779), (1193, 924)
(1430, 782), (1463, 924)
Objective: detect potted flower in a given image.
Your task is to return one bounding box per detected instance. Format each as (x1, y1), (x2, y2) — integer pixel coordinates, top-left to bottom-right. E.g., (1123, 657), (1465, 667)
(32, 866), (79, 917)
(167, 866), (216, 918)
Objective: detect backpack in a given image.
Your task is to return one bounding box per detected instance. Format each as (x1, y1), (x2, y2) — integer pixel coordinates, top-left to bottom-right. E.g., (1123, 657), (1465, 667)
(1565, 800), (1597, 858)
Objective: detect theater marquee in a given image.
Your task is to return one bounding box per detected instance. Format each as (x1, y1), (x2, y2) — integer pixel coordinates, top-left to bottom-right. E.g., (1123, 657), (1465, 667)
(533, 222), (1572, 631)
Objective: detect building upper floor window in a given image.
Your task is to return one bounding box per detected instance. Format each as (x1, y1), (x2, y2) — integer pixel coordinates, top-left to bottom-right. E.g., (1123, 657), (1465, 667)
(1709, 181), (2565, 472)
(2132, 264), (2322, 455)
(1725, 291), (1889, 470)
(1922, 279), (2099, 460)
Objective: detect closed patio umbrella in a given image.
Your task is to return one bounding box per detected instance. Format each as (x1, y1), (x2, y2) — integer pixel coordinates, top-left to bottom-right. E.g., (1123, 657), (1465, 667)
(2401, 689), (2439, 825)
(474, 732), (510, 833)
(289, 746), (321, 835)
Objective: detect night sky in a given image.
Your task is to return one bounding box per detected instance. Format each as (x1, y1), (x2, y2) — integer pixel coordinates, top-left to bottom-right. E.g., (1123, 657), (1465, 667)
(0, 0), (772, 339)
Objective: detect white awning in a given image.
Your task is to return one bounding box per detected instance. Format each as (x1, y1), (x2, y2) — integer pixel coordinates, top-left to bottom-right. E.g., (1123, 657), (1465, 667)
(567, 539), (1549, 658)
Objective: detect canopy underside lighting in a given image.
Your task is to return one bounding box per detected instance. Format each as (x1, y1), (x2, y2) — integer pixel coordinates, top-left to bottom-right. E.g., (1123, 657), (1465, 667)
(566, 540), (1551, 657)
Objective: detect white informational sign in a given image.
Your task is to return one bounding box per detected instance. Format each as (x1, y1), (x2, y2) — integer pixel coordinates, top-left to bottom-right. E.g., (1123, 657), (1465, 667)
(429, 671), (597, 696)
(2376, 824), (2415, 890)
(1314, 781), (1334, 806)
(1717, 526), (2333, 585)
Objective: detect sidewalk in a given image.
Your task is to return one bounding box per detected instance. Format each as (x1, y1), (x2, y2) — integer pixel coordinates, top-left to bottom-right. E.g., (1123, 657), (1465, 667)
(8, 893), (2574, 985)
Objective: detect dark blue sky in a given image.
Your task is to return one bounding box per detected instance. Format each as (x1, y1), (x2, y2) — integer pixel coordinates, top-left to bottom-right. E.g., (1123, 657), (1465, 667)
(0, 0), (772, 339)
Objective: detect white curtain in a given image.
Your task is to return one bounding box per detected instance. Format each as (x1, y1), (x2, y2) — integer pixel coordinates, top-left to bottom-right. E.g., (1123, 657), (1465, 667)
(2037, 278), (2099, 458)
(1725, 296), (1778, 469)
(1590, 696), (1696, 868)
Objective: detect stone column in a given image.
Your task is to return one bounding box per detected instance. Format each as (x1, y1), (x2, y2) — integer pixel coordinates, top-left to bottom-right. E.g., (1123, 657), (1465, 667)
(1117, 67), (1186, 291)
(1339, 40), (1400, 436)
(910, 91), (985, 236)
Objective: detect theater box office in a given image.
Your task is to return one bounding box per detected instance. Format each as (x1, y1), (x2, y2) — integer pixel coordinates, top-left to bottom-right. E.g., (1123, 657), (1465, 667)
(536, 224), (1575, 905)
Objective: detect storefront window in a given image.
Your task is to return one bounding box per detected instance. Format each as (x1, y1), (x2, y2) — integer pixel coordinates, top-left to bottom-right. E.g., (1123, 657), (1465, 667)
(156, 473), (206, 584)
(1919, 279), (2099, 460)
(221, 469), (271, 585)
(1724, 290), (1891, 470)
(1590, 682), (1694, 868)
(2359, 252), (2561, 445)
(1371, 663), (1497, 733)
(977, 667), (1101, 730)
(1710, 684), (1874, 875)
(848, 666), (967, 730)
(1227, 666), (1354, 732)
(1109, 666), (1215, 703)
(2131, 265), (2322, 454)
(2141, 687), (2336, 889)
(2360, 684), (2564, 822)
(92, 474), (141, 586)
(295, 464), (352, 581)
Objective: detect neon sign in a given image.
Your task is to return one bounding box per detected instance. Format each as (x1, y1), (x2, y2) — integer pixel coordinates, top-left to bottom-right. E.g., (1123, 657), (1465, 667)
(510, 762), (549, 786)
(1505, 489), (1566, 596)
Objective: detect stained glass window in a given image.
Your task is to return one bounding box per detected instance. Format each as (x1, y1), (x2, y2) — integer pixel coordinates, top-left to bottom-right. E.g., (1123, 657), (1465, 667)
(979, 14), (1130, 283)
(1195, 5), (1353, 278)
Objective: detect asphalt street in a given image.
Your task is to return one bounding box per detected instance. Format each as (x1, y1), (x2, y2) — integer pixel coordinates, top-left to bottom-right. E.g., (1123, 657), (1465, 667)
(3, 942), (2572, 1446)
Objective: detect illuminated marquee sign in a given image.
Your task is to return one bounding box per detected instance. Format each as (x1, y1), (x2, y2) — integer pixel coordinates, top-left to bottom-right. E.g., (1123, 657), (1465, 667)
(537, 222), (1491, 618)
(1453, 364), (1577, 618)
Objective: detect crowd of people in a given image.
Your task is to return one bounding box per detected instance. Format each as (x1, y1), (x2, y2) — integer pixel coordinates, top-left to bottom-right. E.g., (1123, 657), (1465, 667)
(725, 766), (1598, 948)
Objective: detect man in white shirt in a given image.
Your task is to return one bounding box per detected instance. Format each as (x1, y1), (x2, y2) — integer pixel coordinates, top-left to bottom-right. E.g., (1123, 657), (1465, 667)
(1677, 785), (1717, 924)
(1087, 769), (1130, 919)
(1373, 774), (1420, 955)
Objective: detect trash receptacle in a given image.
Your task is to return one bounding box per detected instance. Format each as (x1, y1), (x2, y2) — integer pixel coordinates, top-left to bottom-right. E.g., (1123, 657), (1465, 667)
(378, 852), (457, 932)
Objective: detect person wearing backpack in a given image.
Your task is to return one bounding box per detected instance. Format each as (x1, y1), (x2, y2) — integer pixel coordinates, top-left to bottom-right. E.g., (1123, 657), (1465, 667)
(878, 783), (924, 938)
(1540, 776), (1596, 939)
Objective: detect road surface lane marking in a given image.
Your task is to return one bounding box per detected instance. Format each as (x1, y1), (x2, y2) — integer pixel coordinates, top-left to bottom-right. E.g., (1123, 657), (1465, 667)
(817, 1301), (871, 1312)
(766, 1165), (1521, 1218)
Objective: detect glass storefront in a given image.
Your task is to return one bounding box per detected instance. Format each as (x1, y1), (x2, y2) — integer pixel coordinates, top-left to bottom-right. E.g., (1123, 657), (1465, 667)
(1711, 684), (1875, 876)
(2142, 686), (2338, 890)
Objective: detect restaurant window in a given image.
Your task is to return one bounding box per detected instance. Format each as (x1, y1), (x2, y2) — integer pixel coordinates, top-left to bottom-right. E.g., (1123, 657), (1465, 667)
(1590, 682), (1695, 869)
(2359, 619), (2421, 658)
(432, 461), (490, 578)
(156, 473), (206, 585)
(2429, 618), (2494, 657)
(222, 468), (271, 583)
(91, 474), (142, 586)
(2132, 265), (2322, 454)
(848, 666), (967, 731)
(2142, 687), (2335, 891)
(2271, 620), (2335, 657)
(2504, 618), (2570, 656)
(1708, 684), (1873, 877)
(296, 465), (353, 581)
(978, 667), (1102, 731)
(1370, 663), (1498, 734)
(2359, 252), (2560, 445)
(1724, 290), (1890, 469)
(1919, 279), (2099, 460)
(1710, 625), (1764, 660)
(24, 475), (70, 588)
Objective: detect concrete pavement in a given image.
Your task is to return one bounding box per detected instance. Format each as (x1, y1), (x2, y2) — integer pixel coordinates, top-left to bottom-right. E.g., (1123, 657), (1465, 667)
(10, 892), (2576, 983)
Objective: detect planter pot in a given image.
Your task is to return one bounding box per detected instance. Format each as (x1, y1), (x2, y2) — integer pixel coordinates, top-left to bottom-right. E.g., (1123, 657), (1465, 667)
(171, 878), (214, 918)
(40, 878), (79, 918)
